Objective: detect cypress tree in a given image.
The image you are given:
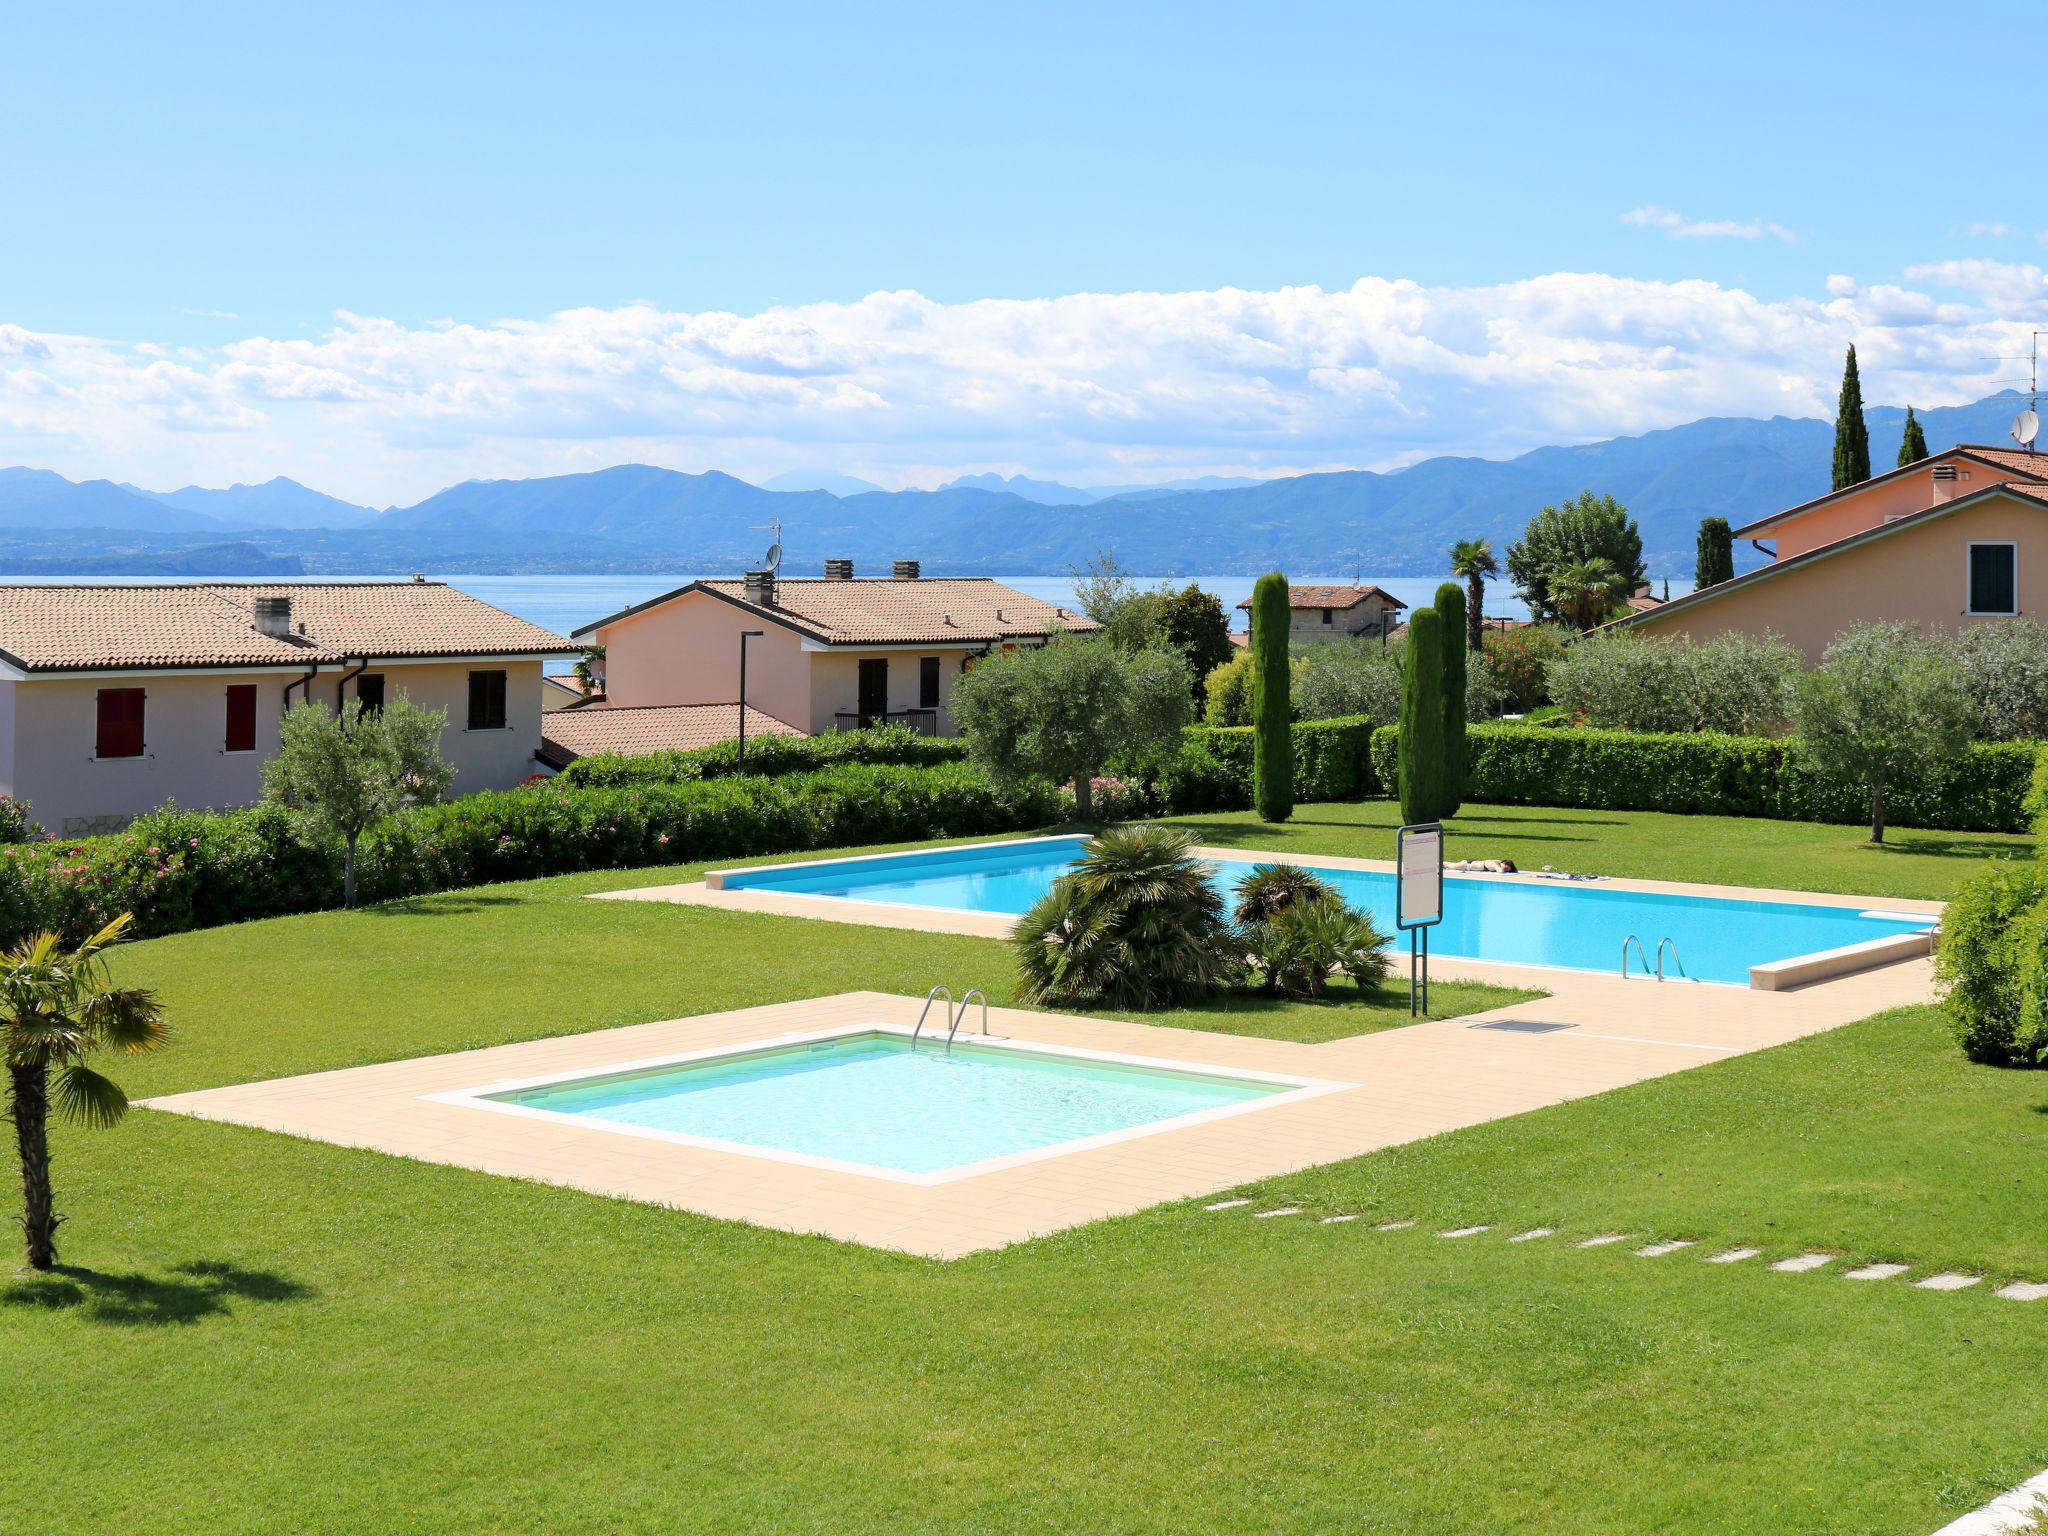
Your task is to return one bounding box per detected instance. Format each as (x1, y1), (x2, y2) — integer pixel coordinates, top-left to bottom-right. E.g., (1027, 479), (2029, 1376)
(1250, 571), (1293, 823)
(1399, 607), (1445, 826)
(1898, 405), (1929, 467)
(1831, 344), (1871, 490)
(1434, 582), (1467, 819)
(1695, 517), (1734, 588)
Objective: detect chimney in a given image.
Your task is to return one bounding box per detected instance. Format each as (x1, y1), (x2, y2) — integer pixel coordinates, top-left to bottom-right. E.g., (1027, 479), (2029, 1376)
(892, 559), (921, 580)
(252, 594), (292, 638)
(743, 568), (776, 606)
(824, 558), (854, 580)
(1931, 462), (1960, 504)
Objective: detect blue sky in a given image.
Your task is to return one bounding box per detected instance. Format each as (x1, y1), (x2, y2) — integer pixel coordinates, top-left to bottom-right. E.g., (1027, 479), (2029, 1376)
(2, 1), (2044, 501)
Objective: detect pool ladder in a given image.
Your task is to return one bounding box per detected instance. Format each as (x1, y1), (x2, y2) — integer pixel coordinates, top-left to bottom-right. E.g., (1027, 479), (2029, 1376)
(909, 985), (993, 1052)
(1621, 935), (1693, 982)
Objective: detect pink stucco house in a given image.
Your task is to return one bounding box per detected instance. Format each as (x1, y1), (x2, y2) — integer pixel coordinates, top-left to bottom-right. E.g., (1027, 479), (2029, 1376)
(1613, 445), (2048, 659)
(0, 580), (575, 833)
(568, 559), (1098, 749)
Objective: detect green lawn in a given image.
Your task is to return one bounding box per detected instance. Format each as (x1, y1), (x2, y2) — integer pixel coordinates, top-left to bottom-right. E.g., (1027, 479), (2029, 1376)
(2, 814), (2043, 1533)
(1166, 798), (2025, 901)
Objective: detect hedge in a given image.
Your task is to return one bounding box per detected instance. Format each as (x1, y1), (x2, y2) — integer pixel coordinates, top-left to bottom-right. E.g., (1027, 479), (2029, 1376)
(0, 763), (1064, 949)
(1368, 723), (2037, 833)
(559, 724), (968, 787)
(1164, 716), (1376, 813)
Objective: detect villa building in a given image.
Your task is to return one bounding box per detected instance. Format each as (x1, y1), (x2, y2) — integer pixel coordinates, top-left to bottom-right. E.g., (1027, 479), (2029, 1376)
(0, 580), (575, 833)
(1610, 445), (2048, 659)
(1237, 584), (1406, 645)
(568, 559), (1097, 748)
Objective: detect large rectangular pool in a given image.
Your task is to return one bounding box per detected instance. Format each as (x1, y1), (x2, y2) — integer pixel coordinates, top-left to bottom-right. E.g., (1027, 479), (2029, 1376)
(716, 837), (1936, 985)
(455, 1030), (1323, 1182)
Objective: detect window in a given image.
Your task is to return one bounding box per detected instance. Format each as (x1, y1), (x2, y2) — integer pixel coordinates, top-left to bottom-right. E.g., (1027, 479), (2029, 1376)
(356, 673), (386, 714)
(224, 684), (257, 753)
(467, 669), (508, 730)
(95, 688), (146, 759)
(1968, 543), (2018, 616)
(1320, 607), (1333, 625)
(856, 657), (889, 726)
(919, 656), (941, 709)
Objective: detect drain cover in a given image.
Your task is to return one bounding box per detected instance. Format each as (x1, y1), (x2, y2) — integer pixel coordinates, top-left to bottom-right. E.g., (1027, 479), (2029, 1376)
(1470, 1020), (1575, 1034)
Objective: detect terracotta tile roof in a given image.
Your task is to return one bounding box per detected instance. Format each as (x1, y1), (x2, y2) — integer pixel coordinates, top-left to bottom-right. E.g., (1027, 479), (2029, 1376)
(1233, 584), (1407, 611)
(0, 581), (573, 674)
(1735, 445), (2048, 536)
(589, 577), (1099, 646)
(538, 702), (803, 768)
(1955, 444), (2048, 476)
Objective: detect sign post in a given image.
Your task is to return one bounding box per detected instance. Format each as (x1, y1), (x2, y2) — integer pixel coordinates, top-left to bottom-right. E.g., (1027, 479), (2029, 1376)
(1396, 822), (1445, 1016)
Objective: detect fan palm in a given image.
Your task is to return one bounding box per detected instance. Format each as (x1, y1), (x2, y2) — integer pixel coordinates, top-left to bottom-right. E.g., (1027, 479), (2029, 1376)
(1245, 896), (1392, 998)
(1548, 558), (1629, 633)
(2, 913), (168, 1270)
(1447, 539), (1499, 653)
(1231, 864), (1339, 991)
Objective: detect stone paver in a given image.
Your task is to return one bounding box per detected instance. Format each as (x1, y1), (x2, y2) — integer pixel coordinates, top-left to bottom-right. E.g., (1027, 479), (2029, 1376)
(1253, 1206), (1302, 1220)
(1996, 1282), (2048, 1301)
(1916, 1272), (1981, 1291)
(1440, 1225), (1491, 1238)
(1204, 1198), (1251, 1211)
(1578, 1233), (1629, 1248)
(1845, 1263), (1911, 1281)
(1708, 1248), (1762, 1263)
(1636, 1240), (1695, 1257)
(1510, 1228), (1557, 1242)
(1319, 1214), (1359, 1225)
(1772, 1253), (1835, 1273)
(1376, 1220), (1416, 1232)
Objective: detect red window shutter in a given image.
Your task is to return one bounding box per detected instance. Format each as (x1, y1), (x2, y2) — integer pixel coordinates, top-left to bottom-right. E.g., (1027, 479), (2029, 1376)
(225, 684), (257, 752)
(96, 688), (146, 758)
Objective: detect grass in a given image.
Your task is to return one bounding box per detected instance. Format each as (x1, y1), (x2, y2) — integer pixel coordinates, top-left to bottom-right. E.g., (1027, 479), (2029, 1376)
(1166, 798), (2026, 901)
(1, 812), (2042, 1532)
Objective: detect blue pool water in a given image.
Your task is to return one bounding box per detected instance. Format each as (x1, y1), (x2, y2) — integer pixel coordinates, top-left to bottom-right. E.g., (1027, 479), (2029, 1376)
(721, 837), (1936, 985)
(485, 1032), (1292, 1175)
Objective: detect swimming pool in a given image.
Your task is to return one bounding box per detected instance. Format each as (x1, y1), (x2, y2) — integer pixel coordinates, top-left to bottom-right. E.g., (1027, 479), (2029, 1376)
(714, 836), (1937, 986)
(445, 1029), (1333, 1182)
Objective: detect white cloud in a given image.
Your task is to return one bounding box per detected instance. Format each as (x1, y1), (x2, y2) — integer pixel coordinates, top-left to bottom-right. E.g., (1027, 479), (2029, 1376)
(0, 269), (2037, 504)
(1621, 205), (1796, 243)
(1965, 222), (2015, 239)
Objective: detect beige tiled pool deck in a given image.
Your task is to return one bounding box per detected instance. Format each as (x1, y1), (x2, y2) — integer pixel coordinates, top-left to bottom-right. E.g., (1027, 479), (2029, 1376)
(144, 941), (1935, 1259)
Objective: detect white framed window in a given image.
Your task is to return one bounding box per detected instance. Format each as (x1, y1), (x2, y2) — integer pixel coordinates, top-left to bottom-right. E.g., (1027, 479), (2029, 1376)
(1967, 542), (2018, 616)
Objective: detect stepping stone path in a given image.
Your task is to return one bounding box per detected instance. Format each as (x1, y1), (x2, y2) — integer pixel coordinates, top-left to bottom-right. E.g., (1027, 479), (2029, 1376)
(1253, 1207), (1302, 1220)
(1439, 1226), (1491, 1238)
(1204, 1199), (1251, 1211)
(1915, 1272), (1980, 1291)
(1636, 1240), (1695, 1258)
(1845, 1263), (1911, 1281)
(1376, 1220), (1415, 1231)
(1510, 1228), (1557, 1242)
(1772, 1254), (1835, 1273)
(1577, 1234), (1629, 1248)
(1320, 1214), (1359, 1225)
(1997, 1282), (2048, 1301)
(1708, 1248), (1762, 1263)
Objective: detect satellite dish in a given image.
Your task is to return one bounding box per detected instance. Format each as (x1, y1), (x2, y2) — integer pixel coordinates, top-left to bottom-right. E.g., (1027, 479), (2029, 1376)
(762, 541), (783, 573)
(2015, 409), (2041, 449)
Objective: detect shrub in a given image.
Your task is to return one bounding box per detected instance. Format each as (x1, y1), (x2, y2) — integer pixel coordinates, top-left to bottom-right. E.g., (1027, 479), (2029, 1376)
(1941, 621), (2048, 742)
(1014, 826), (1229, 1009)
(1480, 625), (1568, 713)
(1250, 573), (1294, 822)
(560, 725), (966, 787)
(1231, 863), (1338, 928)
(1172, 717), (1375, 811)
(1243, 897), (1392, 998)
(1201, 651), (1258, 726)
(1399, 607), (1445, 824)
(1545, 630), (1799, 736)
(1937, 860), (2048, 1066)
(0, 795), (41, 843)
(1293, 642), (1401, 724)
(1158, 740), (1251, 814)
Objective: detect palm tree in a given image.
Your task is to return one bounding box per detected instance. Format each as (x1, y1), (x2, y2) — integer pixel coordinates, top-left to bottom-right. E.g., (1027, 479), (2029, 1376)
(2, 914), (168, 1270)
(1448, 540), (1498, 652)
(1549, 558), (1628, 633)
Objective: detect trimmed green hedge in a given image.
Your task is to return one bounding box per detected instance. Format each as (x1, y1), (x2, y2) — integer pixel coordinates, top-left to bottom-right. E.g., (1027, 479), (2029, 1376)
(1164, 717), (1376, 813)
(1369, 723), (2037, 833)
(0, 763), (1062, 948)
(559, 724), (968, 787)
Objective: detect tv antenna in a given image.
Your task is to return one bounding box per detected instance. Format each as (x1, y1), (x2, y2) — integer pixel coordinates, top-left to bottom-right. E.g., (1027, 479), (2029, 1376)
(1993, 331), (2047, 451)
(750, 519), (783, 574)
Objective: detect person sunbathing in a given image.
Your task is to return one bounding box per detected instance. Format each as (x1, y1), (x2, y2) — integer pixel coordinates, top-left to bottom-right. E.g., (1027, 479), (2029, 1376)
(1452, 857), (1518, 874)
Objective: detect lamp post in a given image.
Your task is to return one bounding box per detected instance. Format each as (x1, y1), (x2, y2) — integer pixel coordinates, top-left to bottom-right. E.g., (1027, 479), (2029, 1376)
(737, 630), (765, 768)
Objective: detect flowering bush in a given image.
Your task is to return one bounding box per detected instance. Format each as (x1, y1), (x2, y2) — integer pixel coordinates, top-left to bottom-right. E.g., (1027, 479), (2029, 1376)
(0, 794), (40, 844)
(1064, 775), (1157, 822)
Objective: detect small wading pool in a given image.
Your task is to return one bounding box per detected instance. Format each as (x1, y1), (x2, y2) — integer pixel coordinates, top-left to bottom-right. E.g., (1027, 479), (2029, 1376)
(430, 1030), (1336, 1183)
(713, 837), (1937, 986)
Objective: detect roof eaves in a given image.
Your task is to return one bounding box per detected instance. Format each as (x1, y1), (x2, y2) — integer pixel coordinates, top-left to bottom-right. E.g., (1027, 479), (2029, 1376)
(1734, 448), (2048, 537)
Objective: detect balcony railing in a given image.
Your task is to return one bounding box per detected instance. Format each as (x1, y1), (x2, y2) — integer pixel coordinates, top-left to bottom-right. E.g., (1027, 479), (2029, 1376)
(833, 708), (940, 736)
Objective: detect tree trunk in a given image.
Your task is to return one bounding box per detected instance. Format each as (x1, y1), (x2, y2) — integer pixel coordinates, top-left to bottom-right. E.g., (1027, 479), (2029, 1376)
(1466, 573), (1484, 653)
(1073, 773), (1094, 821)
(344, 832), (358, 909)
(10, 1061), (58, 1270)
(1869, 772), (1887, 845)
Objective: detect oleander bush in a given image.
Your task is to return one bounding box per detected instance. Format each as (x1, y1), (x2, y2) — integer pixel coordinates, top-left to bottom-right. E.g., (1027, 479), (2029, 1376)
(1369, 723), (2037, 833)
(0, 763), (1063, 948)
(559, 724), (967, 786)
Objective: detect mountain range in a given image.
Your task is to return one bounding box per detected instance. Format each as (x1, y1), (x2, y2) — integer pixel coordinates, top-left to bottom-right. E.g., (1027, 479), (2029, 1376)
(0, 392), (2037, 577)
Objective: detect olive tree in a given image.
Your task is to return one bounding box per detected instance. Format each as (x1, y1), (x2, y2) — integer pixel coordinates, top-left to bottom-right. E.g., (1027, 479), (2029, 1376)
(953, 634), (1191, 819)
(263, 693), (456, 906)
(1793, 623), (1975, 844)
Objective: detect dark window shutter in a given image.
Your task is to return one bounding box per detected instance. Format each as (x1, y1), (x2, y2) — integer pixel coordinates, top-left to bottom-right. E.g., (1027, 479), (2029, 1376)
(1970, 545), (2017, 614)
(96, 688), (146, 758)
(919, 656), (941, 708)
(468, 669), (507, 730)
(224, 684), (257, 752)
(357, 674), (386, 714)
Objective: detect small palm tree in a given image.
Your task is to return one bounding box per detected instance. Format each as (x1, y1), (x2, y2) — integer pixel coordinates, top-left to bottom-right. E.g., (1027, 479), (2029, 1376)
(2, 914), (168, 1270)
(1243, 896), (1392, 997)
(1549, 558), (1628, 633)
(1448, 539), (1499, 653)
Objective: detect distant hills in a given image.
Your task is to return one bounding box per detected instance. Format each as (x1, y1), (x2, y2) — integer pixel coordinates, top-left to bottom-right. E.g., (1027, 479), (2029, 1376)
(0, 391), (2038, 578)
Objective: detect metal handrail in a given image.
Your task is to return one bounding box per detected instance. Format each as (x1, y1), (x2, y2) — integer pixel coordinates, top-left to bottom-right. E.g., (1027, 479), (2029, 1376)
(910, 985), (953, 1047)
(1621, 935), (1650, 979)
(948, 988), (990, 1050)
(1656, 937), (1690, 983)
